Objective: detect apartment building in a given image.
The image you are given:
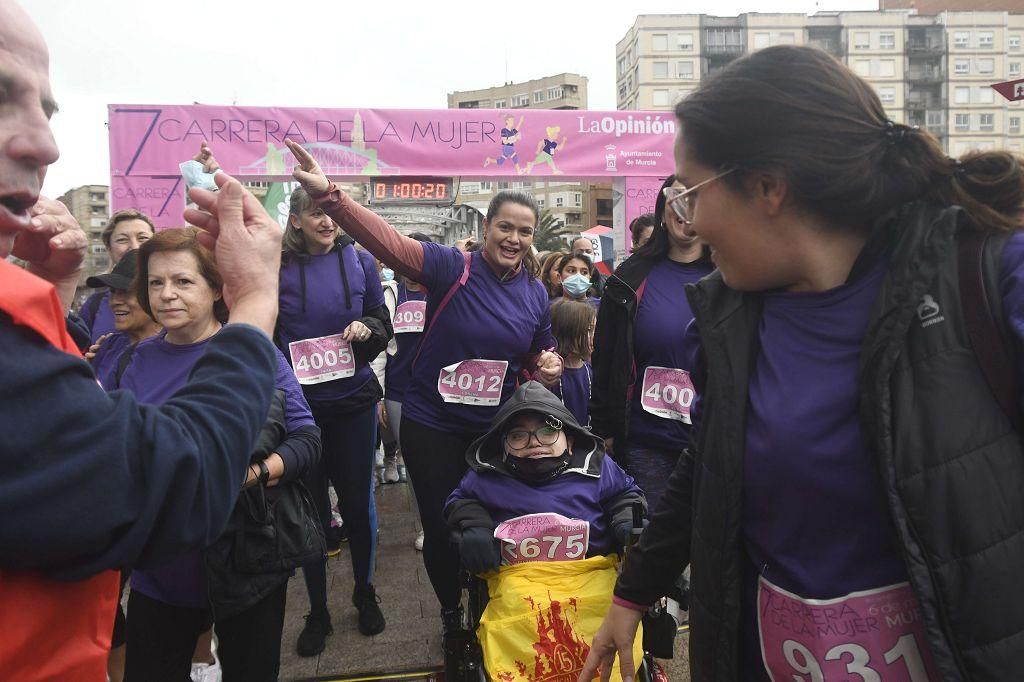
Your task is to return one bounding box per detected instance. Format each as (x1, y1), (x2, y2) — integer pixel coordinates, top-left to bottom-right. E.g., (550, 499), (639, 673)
(449, 75), (612, 233)
(57, 185), (110, 296)
(617, 9), (1024, 156)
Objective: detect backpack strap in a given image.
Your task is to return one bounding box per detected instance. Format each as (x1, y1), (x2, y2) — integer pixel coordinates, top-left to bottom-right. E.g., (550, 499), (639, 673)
(411, 251), (472, 370)
(957, 228), (1020, 429)
(114, 342), (139, 389)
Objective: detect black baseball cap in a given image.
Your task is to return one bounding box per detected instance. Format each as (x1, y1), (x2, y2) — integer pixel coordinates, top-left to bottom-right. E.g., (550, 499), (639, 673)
(86, 249), (139, 291)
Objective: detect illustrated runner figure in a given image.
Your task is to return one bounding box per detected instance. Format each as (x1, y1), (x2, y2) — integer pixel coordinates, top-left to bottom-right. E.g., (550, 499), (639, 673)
(522, 126), (567, 175)
(484, 115), (525, 173)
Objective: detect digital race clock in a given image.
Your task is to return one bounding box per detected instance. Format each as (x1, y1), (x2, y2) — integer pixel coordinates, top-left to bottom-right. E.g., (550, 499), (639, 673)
(369, 177), (455, 206)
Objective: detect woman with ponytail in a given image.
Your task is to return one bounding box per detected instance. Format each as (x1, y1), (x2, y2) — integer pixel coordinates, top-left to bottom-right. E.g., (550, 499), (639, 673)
(582, 45), (1024, 682)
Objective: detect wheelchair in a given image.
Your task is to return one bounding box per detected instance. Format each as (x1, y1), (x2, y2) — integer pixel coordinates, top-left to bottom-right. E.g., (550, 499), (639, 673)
(442, 504), (675, 682)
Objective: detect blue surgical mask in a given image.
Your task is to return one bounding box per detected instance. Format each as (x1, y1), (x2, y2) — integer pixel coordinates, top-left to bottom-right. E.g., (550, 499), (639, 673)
(562, 273), (592, 298)
(178, 160), (218, 191)
(381, 267), (395, 282)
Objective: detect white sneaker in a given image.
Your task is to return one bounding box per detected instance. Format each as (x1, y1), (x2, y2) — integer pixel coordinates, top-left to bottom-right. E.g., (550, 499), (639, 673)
(383, 460), (400, 483)
(190, 659), (221, 682)
(414, 531), (424, 551)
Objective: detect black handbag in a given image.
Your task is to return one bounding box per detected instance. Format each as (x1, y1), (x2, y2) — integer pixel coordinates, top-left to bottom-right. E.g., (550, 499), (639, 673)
(206, 391), (325, 575)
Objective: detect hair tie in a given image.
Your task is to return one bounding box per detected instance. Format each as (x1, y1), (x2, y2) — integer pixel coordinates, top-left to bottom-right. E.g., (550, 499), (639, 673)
(884, 120), (918, 145)
(950, 157), (968, 179)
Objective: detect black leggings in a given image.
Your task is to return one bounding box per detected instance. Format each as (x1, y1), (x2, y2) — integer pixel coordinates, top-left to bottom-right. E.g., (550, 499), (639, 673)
(303, 401), (377, 612)
(124, 591), (212, 682)
(400, 417), (481, 610)
(216, 580), (288, 682)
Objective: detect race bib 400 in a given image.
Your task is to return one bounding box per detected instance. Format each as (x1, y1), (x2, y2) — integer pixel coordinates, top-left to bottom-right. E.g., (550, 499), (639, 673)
(640, 366), (695, 423)
(494, 513), (590, 565)
(758, 577), (938, 681)
(288, 333), (355, 385)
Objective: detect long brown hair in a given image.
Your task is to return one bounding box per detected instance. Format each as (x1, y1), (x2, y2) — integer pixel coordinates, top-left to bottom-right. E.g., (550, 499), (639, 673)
(676, 45), (1024, 233)
(550, 299), (596, 361)
(540, 251), (566, 297)
(134, 227), (228, 323)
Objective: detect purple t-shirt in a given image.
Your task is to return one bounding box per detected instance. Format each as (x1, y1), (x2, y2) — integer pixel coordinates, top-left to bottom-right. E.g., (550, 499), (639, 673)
(384, 282), (426, 403)
(727, 232), (1024, 676)
(447, 455), (639, 557)
(628, 259), (712, 451)
(403, 244), (555, 433)
(120, 330), (315, 608)
(92, 331), (134, 390)
(81, 290), (115, 342)
(276, 244), (386, 403)
(556, 362), (592, 428)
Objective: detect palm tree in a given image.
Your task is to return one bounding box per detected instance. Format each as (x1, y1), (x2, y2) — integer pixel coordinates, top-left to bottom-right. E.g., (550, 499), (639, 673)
(532, 210), (573, 252)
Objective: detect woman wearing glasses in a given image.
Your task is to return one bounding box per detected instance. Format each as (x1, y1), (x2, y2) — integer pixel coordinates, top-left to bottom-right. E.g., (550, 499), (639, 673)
(590, 174), (712, 513)
(583, 45), (1024, 682)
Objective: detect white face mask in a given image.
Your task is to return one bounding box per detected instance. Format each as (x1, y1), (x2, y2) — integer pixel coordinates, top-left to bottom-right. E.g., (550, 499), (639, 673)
(179, 160), (218, 191)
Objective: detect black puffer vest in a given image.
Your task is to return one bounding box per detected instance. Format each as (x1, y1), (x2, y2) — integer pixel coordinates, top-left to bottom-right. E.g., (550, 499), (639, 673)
(683, 202), (1024, 680)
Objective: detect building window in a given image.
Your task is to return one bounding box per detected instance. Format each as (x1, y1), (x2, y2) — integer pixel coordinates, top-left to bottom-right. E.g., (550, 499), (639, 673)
(854, 32), (870, 49)
(978, 31), (994, 49)
(458, 101), (479, 109)
(533, 90), (544, 103)
(617, 57), (626, 75)
(1011, 35), (1021, 51)
(954, 87), (970, 104)
(653, 89), (670, 106)
(880, 32), (895, 50)
(1011, 116), (1021, 133)
(494, 100), (505, 108)
(854, 59), (871, 77)
(926, 111), (944, 127)
(954, 31), (970, 49)
(653, 34), (668, 51)
(618, 85), (627, 101)
(512, 94), (529, 107)
(980, 113), (995, 131)
(89, 192), (105, 202)
(955, 113), (970, 131)
(653, 61), (669, 79)
(978, 87), (995, 104)
(573, 193), (582, 207)
(878, 60), (896, 77)
(555, 196), (564, 208)
(754, 33), (770, 49)
(536, 197), (545, 208)
(677, 61), (694, 79)
(977, 58), (994, 74)
(777, 32), (796, 45)
(479, 182), (492, 191)
(878, 86), (895, 104)
(954, 59), (970, 75)
(705, 29), (742, 49)
(678, 33), (693, 51)
(1012, 62), (1022, 77)
(548, 87), (563, 100)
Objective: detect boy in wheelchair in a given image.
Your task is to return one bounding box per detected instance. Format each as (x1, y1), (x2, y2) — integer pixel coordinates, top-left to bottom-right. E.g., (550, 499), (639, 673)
(444, 381), (648, 682)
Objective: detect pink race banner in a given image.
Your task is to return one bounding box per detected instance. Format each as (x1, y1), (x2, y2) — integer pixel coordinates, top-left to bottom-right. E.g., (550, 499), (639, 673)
(109, 105), (677, 226)
(624, 176), (668, 255)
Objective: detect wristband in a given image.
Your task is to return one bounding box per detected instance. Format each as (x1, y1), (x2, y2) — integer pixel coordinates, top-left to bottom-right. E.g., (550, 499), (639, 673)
(257, 459), (271, 486)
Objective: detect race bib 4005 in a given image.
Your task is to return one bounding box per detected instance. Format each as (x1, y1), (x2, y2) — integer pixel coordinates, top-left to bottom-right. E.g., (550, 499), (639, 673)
(288, 333), (355, 385)
(437, 359), (508, 406)
(494, 513), (590, 565)
(758, 577), (938, 681)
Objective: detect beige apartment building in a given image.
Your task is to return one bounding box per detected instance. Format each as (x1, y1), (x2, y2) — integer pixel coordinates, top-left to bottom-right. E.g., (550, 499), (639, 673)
(57, 185), (111, 297)
(617, 9), (1024, 156)
(448, 74), (613, 234)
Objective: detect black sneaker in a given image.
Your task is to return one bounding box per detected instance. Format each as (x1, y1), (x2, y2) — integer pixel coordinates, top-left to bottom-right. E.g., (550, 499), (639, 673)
(352, 583), (386, 635)
(441, 604), (465, 636)
(296, 611), (333, 656)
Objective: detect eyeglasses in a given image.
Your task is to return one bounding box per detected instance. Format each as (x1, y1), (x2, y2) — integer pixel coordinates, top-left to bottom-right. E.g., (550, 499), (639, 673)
(504, 424), (562, 450)
(662, 169), (735, 225)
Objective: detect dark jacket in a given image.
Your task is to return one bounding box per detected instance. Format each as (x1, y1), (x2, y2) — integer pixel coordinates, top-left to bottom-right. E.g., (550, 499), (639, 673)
(615, 202), (1024, 681)
(204, 391), (322, 619)
(0, 321), (276, 579)
(445, 381), (645, 554)
(589, 253), (656, 452)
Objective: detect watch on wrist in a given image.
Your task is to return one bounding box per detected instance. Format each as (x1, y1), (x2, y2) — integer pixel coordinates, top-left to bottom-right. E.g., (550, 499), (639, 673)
(257, 459), (271, 486)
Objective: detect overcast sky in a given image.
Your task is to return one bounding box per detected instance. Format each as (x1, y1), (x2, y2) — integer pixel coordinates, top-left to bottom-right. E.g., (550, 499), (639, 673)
(27, 0), (876, 197)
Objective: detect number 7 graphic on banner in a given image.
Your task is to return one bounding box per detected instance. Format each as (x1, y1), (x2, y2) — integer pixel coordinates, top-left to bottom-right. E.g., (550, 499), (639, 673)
(112, 108), (163, 176)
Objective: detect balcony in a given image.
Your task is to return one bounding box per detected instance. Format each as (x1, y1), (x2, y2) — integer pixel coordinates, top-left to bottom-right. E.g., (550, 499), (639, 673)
(704, 43), (745, 56)
(808, 38), (842, 56)
(906, 66), (945, 84)
(906, 40), (945, 56)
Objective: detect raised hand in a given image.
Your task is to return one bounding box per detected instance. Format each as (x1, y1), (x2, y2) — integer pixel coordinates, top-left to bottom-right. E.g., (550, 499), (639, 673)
(285, 138), (330, 196)
(193, 140), (221, 173)
(15, 196), (88, 311)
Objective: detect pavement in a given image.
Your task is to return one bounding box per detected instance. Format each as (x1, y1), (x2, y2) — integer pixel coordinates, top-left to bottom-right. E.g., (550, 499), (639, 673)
(278, 480), (691, 681)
